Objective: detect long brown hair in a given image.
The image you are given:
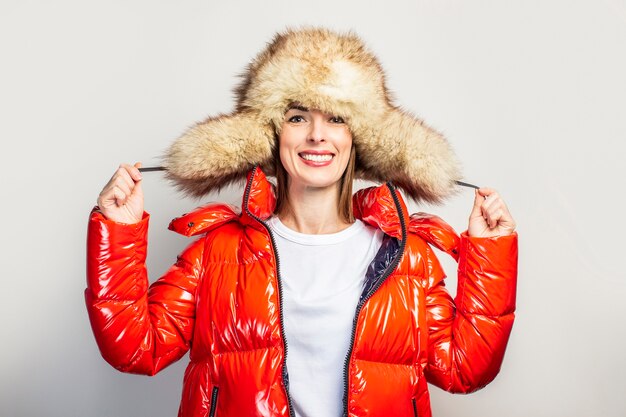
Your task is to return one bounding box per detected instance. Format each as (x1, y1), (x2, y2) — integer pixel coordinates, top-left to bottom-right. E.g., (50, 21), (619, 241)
(273, 143), (356, 224)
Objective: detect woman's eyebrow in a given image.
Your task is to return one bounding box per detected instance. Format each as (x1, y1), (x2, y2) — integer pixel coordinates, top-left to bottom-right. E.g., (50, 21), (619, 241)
(286, 104), (309, 112)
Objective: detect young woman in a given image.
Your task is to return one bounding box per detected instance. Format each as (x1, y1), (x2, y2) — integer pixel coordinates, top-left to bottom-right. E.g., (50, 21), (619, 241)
(86, 28), (518, 417)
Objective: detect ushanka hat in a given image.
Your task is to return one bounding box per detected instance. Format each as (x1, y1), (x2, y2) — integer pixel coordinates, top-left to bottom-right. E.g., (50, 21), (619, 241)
(164, 27), (462, 203)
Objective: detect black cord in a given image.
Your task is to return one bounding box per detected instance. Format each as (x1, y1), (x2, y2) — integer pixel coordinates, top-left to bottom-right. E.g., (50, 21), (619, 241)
(455, 180), (479, 190)
(138, 166), (165, 172)
(138, 166), (480, 192)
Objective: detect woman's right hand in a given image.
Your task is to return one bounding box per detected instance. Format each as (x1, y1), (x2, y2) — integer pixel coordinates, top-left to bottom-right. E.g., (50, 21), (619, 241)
(97, 162), (144, 224)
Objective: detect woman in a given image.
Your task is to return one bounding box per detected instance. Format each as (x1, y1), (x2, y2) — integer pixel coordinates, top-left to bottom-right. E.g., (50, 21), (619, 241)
(86, 28), (517, 417)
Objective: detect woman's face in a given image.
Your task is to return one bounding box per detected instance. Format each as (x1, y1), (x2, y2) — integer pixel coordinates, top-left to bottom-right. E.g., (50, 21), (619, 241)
(279, 105), (353, 192)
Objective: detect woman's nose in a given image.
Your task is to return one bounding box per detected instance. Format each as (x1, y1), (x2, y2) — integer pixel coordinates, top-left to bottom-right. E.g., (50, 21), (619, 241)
(307, 119), (326, 143)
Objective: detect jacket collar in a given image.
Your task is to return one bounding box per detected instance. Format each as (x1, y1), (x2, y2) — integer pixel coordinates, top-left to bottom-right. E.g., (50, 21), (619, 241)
(241, 166), (408, 240)
(170, 166), (461, 260)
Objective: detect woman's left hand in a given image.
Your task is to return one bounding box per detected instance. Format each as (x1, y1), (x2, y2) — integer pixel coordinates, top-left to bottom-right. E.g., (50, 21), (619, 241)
(468, 188), (516, 237)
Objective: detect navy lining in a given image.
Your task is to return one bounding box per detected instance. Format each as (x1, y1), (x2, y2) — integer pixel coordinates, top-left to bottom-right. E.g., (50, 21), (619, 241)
(359, 235), (400, 303)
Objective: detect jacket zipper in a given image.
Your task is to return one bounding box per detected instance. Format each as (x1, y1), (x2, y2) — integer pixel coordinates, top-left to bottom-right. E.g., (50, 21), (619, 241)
(342, 182), (407, 417)
(412, 398), (418, 417)
(243, 166), (296, 417)
(208, 386), (219, 417)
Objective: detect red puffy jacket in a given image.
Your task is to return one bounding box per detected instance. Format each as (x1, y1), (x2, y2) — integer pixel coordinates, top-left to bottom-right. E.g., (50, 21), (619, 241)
(86, 167), (517, 417)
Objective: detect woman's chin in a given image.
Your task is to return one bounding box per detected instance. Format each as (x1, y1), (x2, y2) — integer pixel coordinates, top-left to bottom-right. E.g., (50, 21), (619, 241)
(291, 176), (341, 192)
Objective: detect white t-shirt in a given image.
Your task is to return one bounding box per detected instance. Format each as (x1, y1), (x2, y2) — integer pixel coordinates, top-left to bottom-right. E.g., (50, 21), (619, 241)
(267, 217), (384, 417)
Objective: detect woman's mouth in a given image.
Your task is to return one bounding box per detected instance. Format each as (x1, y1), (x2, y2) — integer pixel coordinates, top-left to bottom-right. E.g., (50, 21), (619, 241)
(298, 152), (334, 166)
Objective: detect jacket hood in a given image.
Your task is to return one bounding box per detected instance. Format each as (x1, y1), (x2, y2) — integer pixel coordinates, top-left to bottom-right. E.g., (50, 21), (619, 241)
(164, 27), (462, 203)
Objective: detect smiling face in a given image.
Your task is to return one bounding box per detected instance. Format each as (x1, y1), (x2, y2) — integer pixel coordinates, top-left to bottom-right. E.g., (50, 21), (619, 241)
(278, 105), (353, 193)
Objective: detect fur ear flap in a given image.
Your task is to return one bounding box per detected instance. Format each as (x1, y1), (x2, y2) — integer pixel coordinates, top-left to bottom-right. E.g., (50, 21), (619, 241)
(164, 111), (275, 197)
(356, 108), (461, 203)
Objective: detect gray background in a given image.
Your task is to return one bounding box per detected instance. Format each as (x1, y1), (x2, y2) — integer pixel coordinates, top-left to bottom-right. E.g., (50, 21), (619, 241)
(1, 0), (625, 416)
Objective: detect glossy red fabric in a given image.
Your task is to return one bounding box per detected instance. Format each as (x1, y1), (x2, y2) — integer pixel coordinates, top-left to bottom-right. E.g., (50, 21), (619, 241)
(86, 167), (517, 417)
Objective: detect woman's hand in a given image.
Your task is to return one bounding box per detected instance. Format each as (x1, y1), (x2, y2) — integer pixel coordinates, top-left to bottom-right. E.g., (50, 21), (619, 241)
(468, 188), (516, 237)
(97, 162), (144, 224)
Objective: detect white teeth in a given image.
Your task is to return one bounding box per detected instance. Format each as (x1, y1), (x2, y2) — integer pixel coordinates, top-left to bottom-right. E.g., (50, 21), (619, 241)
(301, 153), (333, 162)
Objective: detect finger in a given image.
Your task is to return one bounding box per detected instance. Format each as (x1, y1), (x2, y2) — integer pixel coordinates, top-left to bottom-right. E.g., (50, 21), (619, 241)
(479, 188), (505, 203)
(103, 165), (133, 192)
(115, 167), (137, 191)
(98, 179), (129, 206)
(481, 199), (503, 226)
(129, 162), (143, 182)
(130, 174), (144, 199)
(478, 188), (502, 219)
(486, 198), (517, 231)
(477, 187), (496, 199)
(112, 185), (128, 206)
(106, 171), (133, 196)
(470, 189), (485, 218)
(481, 192), (500, 211)
(499, 204), (514, 225)
(484, 207), (504, 229)
(483, 193), (511, 220)
(100, 185), (127, 208)
(118, 163), (142, 183)
(492, 203), (516, 231)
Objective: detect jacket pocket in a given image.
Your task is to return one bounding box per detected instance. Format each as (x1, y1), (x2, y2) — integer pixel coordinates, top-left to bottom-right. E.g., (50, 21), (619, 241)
(208, 386), (219, 417)
(412, 398), (418, 417)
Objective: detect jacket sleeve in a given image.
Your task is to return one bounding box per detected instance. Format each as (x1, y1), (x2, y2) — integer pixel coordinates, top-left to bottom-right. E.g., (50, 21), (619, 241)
(423, 231), (518, 393)
(85, 208), (203, 376)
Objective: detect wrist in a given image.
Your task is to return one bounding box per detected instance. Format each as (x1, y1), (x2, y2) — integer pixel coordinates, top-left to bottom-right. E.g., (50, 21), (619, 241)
(95, 206), (144, 225)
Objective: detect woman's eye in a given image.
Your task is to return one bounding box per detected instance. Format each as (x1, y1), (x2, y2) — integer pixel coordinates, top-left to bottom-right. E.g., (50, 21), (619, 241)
(330, 116), (345, 124)
(288, 115), (305, 123)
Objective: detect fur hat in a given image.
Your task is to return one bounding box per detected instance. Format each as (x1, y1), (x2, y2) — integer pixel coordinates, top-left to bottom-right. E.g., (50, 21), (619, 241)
(164, 27), (461, 203)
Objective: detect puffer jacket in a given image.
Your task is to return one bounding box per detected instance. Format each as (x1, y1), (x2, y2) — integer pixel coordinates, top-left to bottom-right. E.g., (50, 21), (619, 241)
(85, 166), (518, 417)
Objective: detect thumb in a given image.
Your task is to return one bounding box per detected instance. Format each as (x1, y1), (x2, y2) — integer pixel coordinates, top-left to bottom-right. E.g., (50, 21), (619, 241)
(131, 161), (143, 196)
(469, 189), (484, 218)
